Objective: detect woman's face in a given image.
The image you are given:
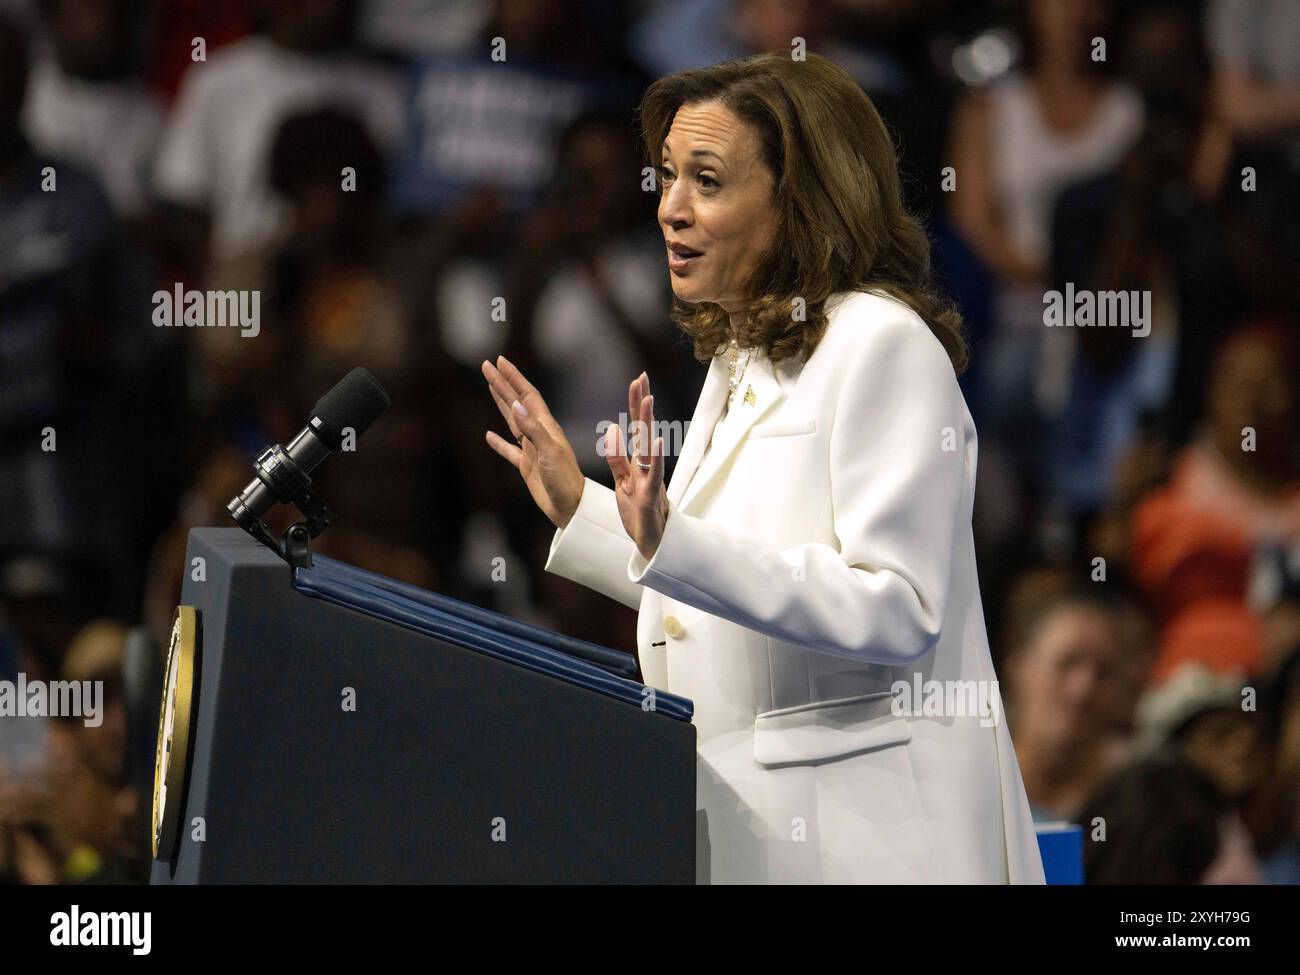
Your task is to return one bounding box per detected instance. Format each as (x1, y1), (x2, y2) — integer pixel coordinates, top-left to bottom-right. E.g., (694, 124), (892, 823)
(657, 100), (779, 313)
(1012, 605), (1124, 745)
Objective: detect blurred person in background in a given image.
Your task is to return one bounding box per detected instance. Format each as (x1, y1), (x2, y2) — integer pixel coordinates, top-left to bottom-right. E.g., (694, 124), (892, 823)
(630, 0), (912, 99)
(1246, 644), (1300, 883)
(990, 559), (1072, 665)
(388, 0), (642, 222)
(0, 555), (64, 884)
(1051, 1), (1300, 496)
(1040, 3), (1202, 528)
(21, 0), (162, 219)
(0, 13), (168, 617)
(390, 1), (656, 554)
(0, 768), (58, 883)
(947, 0), (1142, 543)
(1131, 320), (1300, 682)
(61, 622), (129, 791)
(1134, 662), (1266, 805)
(1207, 0), (1300, 170)
(1085, 414), (1175, 592)
(53, 619), (144, 883)
(0, 553), (87, 681)
(1004, 588), (1138, 822)
(151, 0), (404, 277)
(201, 106), (410, 408)
(1201, 0), (1300, 350)
(0, 618), (142, 884)
(143, 0), (250, 101)
(357, 0), (493, 57)
(1079, 755), (1262, 884)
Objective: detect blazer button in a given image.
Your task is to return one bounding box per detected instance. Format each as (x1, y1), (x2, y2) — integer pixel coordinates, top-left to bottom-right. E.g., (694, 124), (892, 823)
(663, 615), (686, 640)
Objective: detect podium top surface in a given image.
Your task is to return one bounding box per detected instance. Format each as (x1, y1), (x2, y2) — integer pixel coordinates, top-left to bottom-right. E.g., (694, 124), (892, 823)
(187, 531), (692, 721)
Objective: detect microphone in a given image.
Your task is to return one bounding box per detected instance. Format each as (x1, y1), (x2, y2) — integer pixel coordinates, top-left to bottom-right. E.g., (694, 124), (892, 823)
(227, 367), (391, 535)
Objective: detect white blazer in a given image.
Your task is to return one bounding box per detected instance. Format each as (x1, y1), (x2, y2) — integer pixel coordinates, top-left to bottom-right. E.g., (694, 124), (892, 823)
(545, 289), (1046, 884)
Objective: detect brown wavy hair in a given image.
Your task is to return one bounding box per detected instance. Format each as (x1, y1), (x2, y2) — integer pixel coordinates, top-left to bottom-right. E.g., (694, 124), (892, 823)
(638, 52), (968, 374)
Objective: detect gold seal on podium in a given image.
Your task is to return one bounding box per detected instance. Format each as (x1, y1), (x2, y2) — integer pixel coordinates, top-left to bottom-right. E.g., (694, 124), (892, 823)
(152, 605), (199, 862)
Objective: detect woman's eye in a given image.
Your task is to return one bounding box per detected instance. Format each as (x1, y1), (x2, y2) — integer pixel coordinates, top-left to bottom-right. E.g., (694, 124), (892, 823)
(657, 167), (716, 191)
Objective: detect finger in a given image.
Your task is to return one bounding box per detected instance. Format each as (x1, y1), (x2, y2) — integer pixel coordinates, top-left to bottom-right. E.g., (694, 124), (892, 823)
(494, 356), (560, 440)
(487, 382), (523, 440)
(509, 395), (552, 449)
(482, 360), (523, 417)
(604, 422), (631, 483)
(628, 371), (646, 431)
(649, 435), (666, 492)
(632, 392), (655, 472)
(485, 430), (523, 468)
(496, 355), (542, 404)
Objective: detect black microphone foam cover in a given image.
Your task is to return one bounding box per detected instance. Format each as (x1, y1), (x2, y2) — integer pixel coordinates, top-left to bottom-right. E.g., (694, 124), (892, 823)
(311, 367), (391, 448)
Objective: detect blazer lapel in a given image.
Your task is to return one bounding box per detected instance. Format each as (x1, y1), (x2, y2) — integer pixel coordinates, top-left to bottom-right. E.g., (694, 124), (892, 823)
(666, 354), (728, 508)
(676, 350), (788, 514)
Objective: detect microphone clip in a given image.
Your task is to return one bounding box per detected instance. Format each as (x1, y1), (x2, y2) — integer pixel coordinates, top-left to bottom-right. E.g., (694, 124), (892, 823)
(228, 443), (334, 570)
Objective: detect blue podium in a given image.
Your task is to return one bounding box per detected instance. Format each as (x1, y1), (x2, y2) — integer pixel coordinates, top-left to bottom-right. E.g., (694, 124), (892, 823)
(149, 528), (696, 883)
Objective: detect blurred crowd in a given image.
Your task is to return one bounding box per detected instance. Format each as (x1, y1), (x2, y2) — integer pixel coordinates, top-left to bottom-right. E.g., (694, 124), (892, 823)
(1, 0), (1298, 885)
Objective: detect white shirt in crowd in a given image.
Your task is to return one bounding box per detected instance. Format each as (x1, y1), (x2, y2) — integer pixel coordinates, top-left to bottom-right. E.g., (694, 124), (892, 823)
(152, 34), (405, 260)
(22, 54), (163, 216)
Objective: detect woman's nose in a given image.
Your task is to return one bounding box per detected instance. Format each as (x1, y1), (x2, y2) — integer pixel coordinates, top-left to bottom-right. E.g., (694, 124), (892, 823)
(659, 180), (691, 228)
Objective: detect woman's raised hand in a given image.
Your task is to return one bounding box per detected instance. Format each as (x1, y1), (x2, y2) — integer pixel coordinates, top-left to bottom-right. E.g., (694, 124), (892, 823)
(482, 355), (585, 529)
(605, 372), (669, 562)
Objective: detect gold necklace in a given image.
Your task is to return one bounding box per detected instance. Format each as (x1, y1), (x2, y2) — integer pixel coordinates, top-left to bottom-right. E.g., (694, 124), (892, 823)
(727, 338), (752, 402)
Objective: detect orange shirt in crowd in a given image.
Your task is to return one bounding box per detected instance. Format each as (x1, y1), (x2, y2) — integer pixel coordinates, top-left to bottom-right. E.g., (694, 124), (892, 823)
(1131, 441), (1300, 682)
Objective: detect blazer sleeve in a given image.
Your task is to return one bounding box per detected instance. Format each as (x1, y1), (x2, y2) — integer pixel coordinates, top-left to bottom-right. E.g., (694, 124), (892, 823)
(627, 314), (966, 665)
(543, 476), (645, 611)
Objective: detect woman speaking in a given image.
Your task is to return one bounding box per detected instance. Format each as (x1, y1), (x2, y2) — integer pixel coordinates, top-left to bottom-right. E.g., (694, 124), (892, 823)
(481, 52), (1045, 884)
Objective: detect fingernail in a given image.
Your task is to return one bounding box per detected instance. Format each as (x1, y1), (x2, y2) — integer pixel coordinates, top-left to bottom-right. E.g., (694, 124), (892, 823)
(639, 371), (648, 382)
(512, 400), (527, 417)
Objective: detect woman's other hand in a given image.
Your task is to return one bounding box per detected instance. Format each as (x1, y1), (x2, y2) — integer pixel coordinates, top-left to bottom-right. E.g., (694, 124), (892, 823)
(482, 355), (585, 528)
(606, 372), (669, 561)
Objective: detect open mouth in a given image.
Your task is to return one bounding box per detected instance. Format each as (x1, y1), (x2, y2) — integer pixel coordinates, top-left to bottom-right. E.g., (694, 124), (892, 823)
(667, 243), (704, 270)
